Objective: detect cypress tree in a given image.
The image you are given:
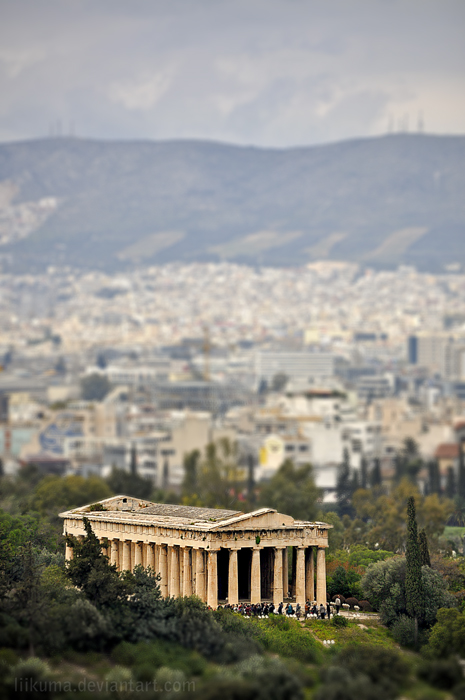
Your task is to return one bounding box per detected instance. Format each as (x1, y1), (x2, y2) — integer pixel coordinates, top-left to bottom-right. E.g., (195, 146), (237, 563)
(370, 457), (382, 488)
(182, 449), (200, 496)
(406, 496), (424, 646)
(130, 443), (137, 476)
(394, 453), (404, 482)
(458, 440), (465, 499)
(418, 528), (431, 567)
(336, 448), (352, 516)
(360, 456), (368, 490)
(446, 466), (456, 499)
(428, 459), (441, 495)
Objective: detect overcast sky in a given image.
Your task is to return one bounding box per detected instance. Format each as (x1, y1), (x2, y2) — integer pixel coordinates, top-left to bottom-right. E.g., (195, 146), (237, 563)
(0, 0), (464, 147)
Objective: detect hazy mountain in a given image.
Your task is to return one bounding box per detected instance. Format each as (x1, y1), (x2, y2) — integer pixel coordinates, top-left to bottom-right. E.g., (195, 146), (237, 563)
(0, 133), (464, 272)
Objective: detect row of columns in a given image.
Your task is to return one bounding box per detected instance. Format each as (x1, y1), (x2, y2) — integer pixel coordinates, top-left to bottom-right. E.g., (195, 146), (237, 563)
(65, 538), (327, 608)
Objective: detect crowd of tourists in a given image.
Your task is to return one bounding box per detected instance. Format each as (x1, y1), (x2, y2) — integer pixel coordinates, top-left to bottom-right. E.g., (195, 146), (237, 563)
(216, 600), (336, 620)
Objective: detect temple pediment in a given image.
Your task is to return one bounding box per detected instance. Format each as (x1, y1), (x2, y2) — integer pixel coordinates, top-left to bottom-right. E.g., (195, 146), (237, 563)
(210, 509), (295, 530)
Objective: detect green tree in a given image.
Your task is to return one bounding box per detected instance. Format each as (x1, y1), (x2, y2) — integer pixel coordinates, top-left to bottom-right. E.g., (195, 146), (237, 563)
(258, 459), (320, 521)
(428, 459), (441, 495)
(130, 443), (137, 477)
(361, 555), (456, 628)
(182, 449), (200, 498)
(424, 608), (465, 659)
(327, 565), (361, 599)
(321, 511), (344, 551)
(66, 517), (129, 608)
(370, 457), (382, 488)
(270, 373), (288, 392)
(106, 467), (153, 500)
(459, 440), (465, 500)
(419, 528), (431, 567)
(185, 438), (242, 509)
(80, 373), (111, 401)
(446, 466), (456, 499)
(405, 496), (423, 644)
(336, 448), (352, 517)
(350, 480), (453, 552)
(28, 474), (112, 532)
(360, 456), (368, 490)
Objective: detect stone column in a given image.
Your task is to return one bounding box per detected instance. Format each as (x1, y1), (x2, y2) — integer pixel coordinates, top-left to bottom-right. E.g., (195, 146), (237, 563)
(146, 543), (155, 569)
(316, 547), (327, 605)
(131, 542), (135, 571)
(182, 548), (193, 597)
(273, 547), (284, 605)
(170, 546), (180, 598)
(135, 542), (143, 567)
(65, 542), (73, 561)
(159, 544), (168, 597)
(296, 547), (306, 606)
(305, 547), (314, 602)
(110, 539), (119, 568)
(154, 544), (160, 573)
(195, 549), (206, 601)
(228, 549), (239, 605)
(122, 540), (131, 571)
(283, 547), (289, 598)
(251, 548), (261, 603)
(207, 550), (218, 609)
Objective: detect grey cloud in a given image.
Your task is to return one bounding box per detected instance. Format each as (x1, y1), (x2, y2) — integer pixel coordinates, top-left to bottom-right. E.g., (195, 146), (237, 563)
(0, 0), (464, 145)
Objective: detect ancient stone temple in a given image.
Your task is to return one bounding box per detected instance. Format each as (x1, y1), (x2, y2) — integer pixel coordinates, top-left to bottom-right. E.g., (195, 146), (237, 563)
(60, 496), (331, 608)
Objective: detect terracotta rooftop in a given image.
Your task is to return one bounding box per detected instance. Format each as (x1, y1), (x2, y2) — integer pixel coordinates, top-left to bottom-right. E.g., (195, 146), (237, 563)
(435, 443), (460, 459)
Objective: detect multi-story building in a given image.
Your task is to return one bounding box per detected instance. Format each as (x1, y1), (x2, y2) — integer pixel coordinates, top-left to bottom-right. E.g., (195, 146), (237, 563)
(255, 352), (335, 386)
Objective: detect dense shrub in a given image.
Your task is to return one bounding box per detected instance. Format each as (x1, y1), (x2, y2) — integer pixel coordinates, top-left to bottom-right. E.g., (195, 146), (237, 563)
(188, 678), (257, 700)
(332, 615), (348, 628)
(3, 658), (54, 700)
(345, 597), (359, 608)
(113, 639), (206, 678)
(315, 668), (380, 700)
(328, 566), (362, 599)
(423, 608), (465, 659)
(315, 646), (410, 700)
(234, 655), (304, 700)
(254, 619), (319, 663)
(358, 600), (373, 612)
(417, 658), (463, 690)
(391, 615), (416, 647)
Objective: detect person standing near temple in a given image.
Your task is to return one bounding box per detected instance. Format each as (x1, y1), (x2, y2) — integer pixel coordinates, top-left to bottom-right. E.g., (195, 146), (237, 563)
(326, 602), (331, 619)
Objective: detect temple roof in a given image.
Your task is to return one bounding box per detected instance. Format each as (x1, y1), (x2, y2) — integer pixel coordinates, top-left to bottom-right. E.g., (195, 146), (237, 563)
(60, 495), (331, 532)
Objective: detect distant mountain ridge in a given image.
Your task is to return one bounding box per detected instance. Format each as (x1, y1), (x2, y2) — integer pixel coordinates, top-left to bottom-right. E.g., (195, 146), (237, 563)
(0, 133), (464, 272)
